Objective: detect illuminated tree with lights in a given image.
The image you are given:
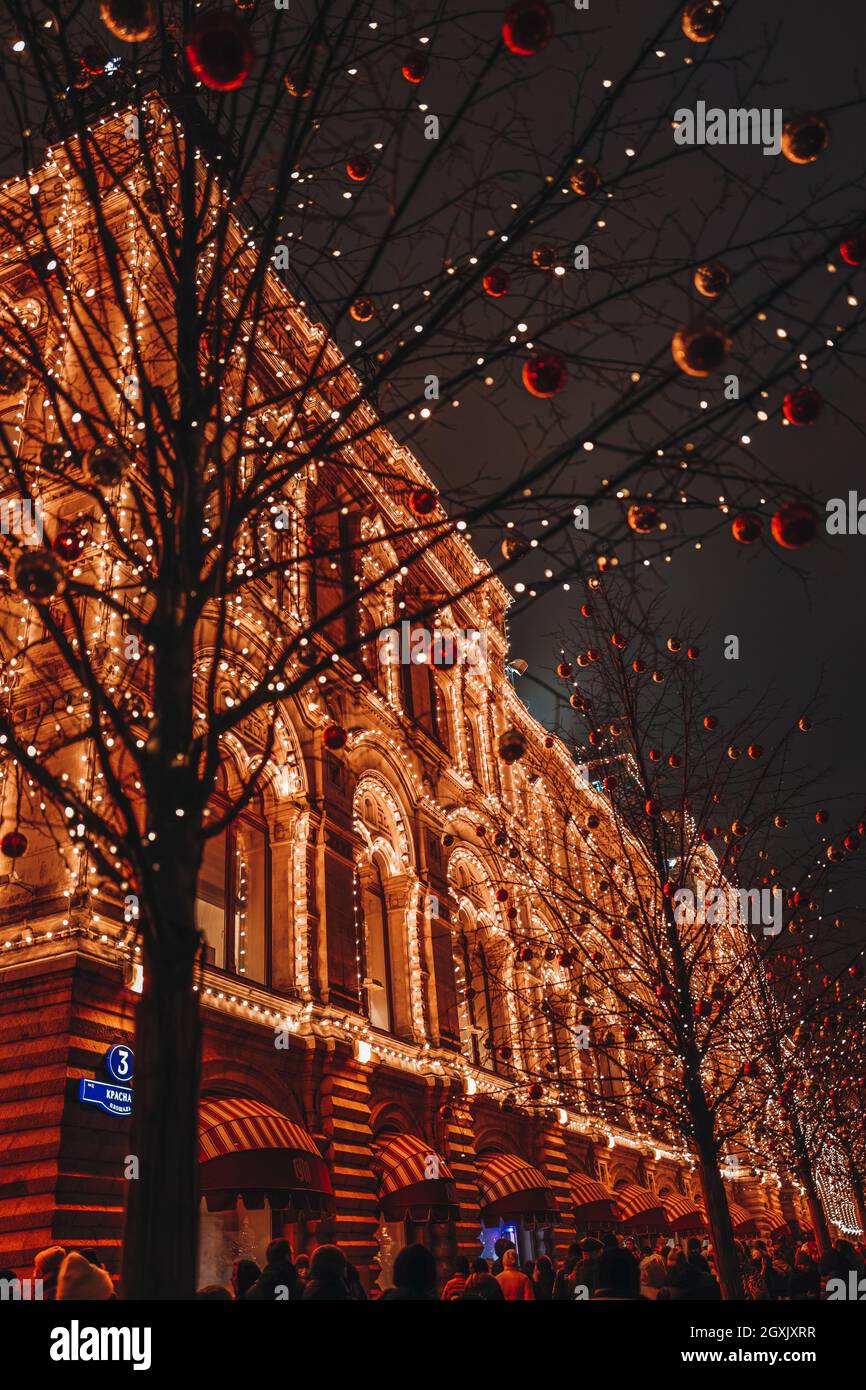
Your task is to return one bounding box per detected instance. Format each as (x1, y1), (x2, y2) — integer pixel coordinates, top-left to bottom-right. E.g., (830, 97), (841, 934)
(477, 579), (865, 1297)
(0, 0), (863, 1300)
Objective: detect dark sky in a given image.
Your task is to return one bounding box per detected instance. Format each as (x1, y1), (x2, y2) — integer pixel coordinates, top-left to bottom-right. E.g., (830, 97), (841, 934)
(399, 0), (866, 828)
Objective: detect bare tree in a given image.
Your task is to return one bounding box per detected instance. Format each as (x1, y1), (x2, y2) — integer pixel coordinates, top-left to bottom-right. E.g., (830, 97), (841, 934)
(0, 0), (863, 1299)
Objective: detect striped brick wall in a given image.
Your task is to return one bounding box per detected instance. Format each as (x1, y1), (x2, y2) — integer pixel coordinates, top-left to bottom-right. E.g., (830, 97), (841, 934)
(537, 1121), (575, 1261)
(442, 1101), (484, 1263)
(0, 951), (132, 1277)
(318, 1047), (380, 1283)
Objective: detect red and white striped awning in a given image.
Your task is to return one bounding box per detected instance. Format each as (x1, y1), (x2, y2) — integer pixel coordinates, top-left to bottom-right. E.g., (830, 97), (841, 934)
(659, 1194), (708, 1233)
(614, 1183), (668, 1231)
(694, 1199), (760, 1236)
(374, 1133), (456, 1222)
(569, 1173), (619, 1224)
(477, 1152), (557, 1226)
(198, 1096), (333, 1214)
(728, 1202), (761, 1235)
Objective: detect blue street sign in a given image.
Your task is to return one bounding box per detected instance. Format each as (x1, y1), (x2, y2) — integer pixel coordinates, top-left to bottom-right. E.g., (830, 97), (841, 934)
(105, 1044), (134, 1084)
(78, 1078), (132, 1118)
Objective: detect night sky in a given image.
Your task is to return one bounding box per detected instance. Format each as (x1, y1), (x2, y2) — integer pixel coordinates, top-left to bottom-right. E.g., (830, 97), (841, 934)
(397, 0), (866, 831)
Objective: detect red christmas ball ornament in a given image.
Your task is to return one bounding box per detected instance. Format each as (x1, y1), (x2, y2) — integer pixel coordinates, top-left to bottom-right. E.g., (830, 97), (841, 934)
(528, 1082), (544, 1100)
(844, 832), (860, 852)
(771, 501), (818, 550)
(815, 808), (829, 824)
(401, 51), (430, 83)
(185, 11), (254, 92)
(687, 645), (699, 660)
(783, 385), (822, 426)
(500, 530), (529, 562)
(522, 350), (566, 397)
(284, 71), (313, 98)
(693, 260), (731, 298)
(609, 924), (623, 941)
(798, 717), (812, 733)
(346, 156), (371, 182)
(1, 829), (27, 859)
(349, 297), (375, 323)
(648, 748), (662, 763)
(569, 163), (601, 197)
(840, 228), (866, 267)
(781, 113), (830, 165)
(408, 487), (437, 517)
(743, 1059), (761, 1078)
(79, 44), (109, 77)
(610, 632), (627, 649)
(556, 661), (573, 678)
(99, 0), (158, 42)
(672, 318), (731, 376)
(747, 743), (764, 759)
(703, 714), (718, 730)
(531, 244), (556, 271)
(731, 512), (763, 545)
(498, 1044), (513, 1061)
(645, 798), (663, 818)
(52, 525), (87, 560)
(682, 2), (725, 42)
(495, 888), (509, 902)
(502, 0), (553, 56)
(632, 657), (646, 673)
(13, 550), (66, 602)
(483, 268), (510, 297)
(498, 727), (526, 764)
(322, 723), (348, 751)
(627, 502), (660, 533)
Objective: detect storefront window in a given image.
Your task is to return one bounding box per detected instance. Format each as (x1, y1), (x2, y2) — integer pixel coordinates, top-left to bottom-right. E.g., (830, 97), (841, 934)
(197, 1198), (273, 1290)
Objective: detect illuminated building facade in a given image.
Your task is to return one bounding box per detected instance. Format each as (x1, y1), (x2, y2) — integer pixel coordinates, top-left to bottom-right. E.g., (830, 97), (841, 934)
(0, 99), (812, 1287)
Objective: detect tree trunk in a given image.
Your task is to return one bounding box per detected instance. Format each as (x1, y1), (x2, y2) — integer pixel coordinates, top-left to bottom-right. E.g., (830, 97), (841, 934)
(695, 1142), (744, 1299)
(849, 1163), (866, 1238)
(121, 927), (201, 1300)
(797, 1162), (832, 1255)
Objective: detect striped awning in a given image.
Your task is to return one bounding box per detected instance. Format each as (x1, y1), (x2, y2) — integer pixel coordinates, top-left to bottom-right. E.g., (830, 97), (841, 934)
(477, 1152), (557, 1227)
(569, 1173), (619, 1224)
(694, 1198), (761, 1236)
(613, 1183), (668, 1231)
(728, 1203), (761, 1236)
(198, 1096), (333, 1214)
(373, 1133), (456, 1222)
(659, 1194), (708, 1233)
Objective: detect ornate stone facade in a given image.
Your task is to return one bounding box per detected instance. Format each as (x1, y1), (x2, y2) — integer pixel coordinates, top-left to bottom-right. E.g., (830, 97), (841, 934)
(0, 98), (809, 1285)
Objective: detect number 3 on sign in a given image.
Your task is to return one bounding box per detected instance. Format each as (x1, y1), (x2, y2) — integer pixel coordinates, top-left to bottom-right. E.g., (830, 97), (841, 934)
(106, 1045), (134, 1083)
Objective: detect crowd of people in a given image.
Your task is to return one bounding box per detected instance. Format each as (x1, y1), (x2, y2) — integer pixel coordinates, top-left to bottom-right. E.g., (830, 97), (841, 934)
(4, 1228), (864, 1301)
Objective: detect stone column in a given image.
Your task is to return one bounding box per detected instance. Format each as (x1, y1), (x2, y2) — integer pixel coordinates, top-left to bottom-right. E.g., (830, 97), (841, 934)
(536, 1119), (575, 1263)
(318, 1042), (380, 1288)
(442, 1096), (484, 1264)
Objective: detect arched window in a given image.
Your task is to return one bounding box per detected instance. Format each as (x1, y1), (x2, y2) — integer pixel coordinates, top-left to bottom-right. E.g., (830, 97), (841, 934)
(362, 856), (395, 1032)
(195, 801), (270, 984)
(461, 930), (509, 1074)
(464, 716), (480, 782)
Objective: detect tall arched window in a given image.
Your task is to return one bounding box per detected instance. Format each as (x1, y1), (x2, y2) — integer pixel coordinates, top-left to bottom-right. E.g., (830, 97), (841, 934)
(362, 857), (395, 1032)
(460, 930), (509, 1074)
(464, 716), (480, 782)
(195, 801), (270, 984)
